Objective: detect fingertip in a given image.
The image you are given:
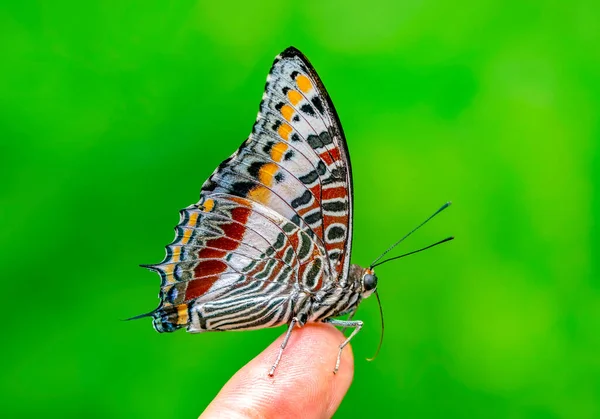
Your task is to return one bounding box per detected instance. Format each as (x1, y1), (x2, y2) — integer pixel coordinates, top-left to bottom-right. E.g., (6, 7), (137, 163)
(201, 323), (354, 419)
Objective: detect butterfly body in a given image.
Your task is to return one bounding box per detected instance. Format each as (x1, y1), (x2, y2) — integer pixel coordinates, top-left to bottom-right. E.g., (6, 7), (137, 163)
(138, 46), (378, 374)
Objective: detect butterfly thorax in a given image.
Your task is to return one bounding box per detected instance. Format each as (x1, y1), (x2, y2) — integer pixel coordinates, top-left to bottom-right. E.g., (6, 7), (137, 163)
(306, 264), (366, 322)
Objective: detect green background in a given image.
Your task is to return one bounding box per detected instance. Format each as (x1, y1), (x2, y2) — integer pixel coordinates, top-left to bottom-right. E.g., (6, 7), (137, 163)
(2, 1), (599, 417)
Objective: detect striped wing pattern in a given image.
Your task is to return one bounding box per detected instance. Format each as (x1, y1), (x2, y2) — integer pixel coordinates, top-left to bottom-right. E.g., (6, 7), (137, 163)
(146, 47), (354, 333)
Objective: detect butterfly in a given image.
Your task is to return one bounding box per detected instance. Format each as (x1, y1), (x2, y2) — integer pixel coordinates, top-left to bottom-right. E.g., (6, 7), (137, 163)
(131, 46), (452, 376)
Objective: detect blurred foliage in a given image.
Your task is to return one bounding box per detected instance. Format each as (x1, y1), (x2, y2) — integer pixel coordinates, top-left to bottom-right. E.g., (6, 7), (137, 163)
(1, 0), (599, 418)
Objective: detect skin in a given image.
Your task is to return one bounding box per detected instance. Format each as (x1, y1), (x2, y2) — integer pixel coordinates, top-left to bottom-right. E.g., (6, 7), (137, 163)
(200, 323), (354, 419)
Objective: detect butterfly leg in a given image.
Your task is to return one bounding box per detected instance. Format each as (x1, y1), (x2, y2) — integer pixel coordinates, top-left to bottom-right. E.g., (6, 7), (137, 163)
(323, 318), (363, 374)
(268, 317), (299, 377)
(340, 309), (357, 334)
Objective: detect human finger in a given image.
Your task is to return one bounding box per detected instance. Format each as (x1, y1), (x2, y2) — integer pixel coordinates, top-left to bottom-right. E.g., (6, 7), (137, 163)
(200, 323), (354, 419)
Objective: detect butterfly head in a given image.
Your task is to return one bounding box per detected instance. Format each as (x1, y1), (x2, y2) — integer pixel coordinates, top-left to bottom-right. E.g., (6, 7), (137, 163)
(361, 268), (378, 298)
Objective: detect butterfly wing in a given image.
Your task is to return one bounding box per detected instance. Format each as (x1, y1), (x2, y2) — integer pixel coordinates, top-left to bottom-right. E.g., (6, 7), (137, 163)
(148, 194), (327, 332)
(144, 47), (353, 333)
(202, 47), (354, 281)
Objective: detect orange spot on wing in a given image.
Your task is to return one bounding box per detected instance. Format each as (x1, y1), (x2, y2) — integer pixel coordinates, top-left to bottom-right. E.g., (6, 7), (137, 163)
(181, 229), (192, 244)
(171, 246), (181, 262)
(278, 123), (292, 140)
(281, 105), (294, 121)
(176, 304), (189, 325)
(163, 264), (174, 275)
(161, 268), (176, 285)
(248, 186), (270, 203)
(258, 163), (278, 186)
(287, 89), (303, 105)
(203, 199), (214, 212)
(187, 212), (199, 227)
(296, 75), (313, 93)
(271, 142), (288, 162)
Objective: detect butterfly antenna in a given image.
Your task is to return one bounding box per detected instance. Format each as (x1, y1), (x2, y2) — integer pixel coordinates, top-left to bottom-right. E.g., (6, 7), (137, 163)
(367, 289), (385, 362)
(372, 236), (454, 268)
(369, 201), (452, 268)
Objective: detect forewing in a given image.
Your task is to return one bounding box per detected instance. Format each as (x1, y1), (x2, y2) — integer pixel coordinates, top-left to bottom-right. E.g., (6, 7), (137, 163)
(201, 47), (354, 283)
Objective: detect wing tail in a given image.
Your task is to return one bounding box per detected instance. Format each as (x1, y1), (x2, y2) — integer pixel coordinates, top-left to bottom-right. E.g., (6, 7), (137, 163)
(124, 305), (187, 333)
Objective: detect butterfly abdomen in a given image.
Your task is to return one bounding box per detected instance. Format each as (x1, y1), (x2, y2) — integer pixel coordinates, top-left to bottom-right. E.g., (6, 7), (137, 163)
(151, 304), (190, 333)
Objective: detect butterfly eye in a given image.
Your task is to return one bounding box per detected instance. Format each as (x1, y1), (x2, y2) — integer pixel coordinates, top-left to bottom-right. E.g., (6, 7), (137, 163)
(363, 273), (378, 291)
